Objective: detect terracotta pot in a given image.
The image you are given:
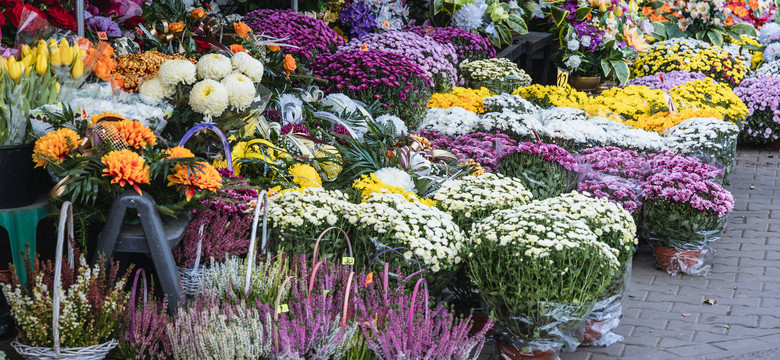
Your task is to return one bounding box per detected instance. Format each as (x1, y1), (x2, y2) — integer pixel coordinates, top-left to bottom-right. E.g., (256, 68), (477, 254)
(583, 318), (605, 343)
(569, 76), (601, 92)
(653, 247), (702, 272)
(497, 342), (557, 360)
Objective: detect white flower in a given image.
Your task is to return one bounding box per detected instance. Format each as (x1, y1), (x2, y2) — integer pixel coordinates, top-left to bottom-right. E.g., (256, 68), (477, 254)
(197, 53), (233, 80)
(564, 55), (581, 69)
(759, 22), (780, 45)
(189, 79), (229, 117)
(764, 43), (780, 63)
(484, 22), (496, 35)
(374, 167), (415, 193)
(221, 73), (256, 111)
(157, 59), (196, 85)
(567, 39), (579, 51)
(231, 52), (264, 82)
(278, 94), (304, 124)
(452, 2), (487, 32)
(420, 107), (481, 137)
(138, 77), (174, 102)
(372, 114), (408, 137)
(581, 35), (592, 47)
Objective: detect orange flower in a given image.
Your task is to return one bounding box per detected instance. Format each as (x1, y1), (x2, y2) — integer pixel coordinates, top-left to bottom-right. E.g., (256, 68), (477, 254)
(86, 44), (116, 81)
(101, 149), (150, 194)
(624, 26), (649, 53)
(167, 162), (222, 200)
(164, 146), (195, 159)
(383, 20), (391, 29)
(169, 21), (185, 33)
(283, 54), (296, 78)
(267, 45), (281, 52)
(233, 22), (251, 39)
(642, 6), (653, 16)
(230, 44), (246, 54)
(191, 8), (205, 19)
(33, 128), (79, 168)
(114, 119), (157, 149)
(359, 44), (368, 51)
(660, 3), (671, 12)
(724, 15), (735, 26)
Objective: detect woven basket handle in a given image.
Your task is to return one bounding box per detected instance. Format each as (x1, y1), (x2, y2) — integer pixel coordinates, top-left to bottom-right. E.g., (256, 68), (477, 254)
(177, 123), (233, 173)
(342, 271), (354, 329)
(407, 277), (430, 349)
(128, 268), (148, 343)
(191, 224), (205, 276)
(312, 227), (353, 267)
(273, 275), (295, 351)
(245, 190), (268, 295)
(52, 201), (75, 355)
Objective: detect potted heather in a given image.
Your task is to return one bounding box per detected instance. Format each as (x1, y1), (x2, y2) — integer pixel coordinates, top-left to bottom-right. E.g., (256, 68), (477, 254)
(469, 201), (618, 358)
(641, 170), (734, 276)
(499, 142), (580, 200)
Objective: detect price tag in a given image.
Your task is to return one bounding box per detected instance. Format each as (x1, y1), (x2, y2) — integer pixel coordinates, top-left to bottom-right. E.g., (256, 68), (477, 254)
(557, 68), (570, 87)
(365, 272), (374, 286)
(342, 256), (355, 265)
(278, 304), (289, 313)
(97, 32), (108, 40)
(663, 93), (677, 114)
(323, 289), (331, 296)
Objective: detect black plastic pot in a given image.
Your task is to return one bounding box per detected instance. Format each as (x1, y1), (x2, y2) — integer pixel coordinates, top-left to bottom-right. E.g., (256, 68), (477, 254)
(0, 143), (35, 209)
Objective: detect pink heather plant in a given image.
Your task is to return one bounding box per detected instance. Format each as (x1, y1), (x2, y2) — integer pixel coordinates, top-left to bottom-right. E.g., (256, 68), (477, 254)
(116, 271), (173, 360)
(647, 150), (723, 181)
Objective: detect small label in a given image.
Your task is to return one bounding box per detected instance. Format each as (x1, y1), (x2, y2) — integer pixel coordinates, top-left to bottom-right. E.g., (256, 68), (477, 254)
(278, 304), (289, 313)
(365, 272), (374, 286)
(557, 68), (570, 87)
(97, 32), (108, 40)
(323, 289), (330, 296)
(342, 257), (355, 265)
(663, 93), (677, 114)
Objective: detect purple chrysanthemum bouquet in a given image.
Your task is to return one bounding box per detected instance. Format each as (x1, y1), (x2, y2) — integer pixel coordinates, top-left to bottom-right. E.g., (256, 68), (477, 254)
(577, 146), (649, 183)
(406, 26), (496, 65)
(646, 150), (723, 181)
(338, 31), (458, 92)
(310, 49), (432, 124)
(499, 142), (580, 199)
(733, 75), (780, 145)
(642, 170), (734, 251)
(243, 9), (345, 59)
(623, 71), (710, 92)
(414, 130), (452, 149)
(578, 174), (643, 215)
(448, 132), (517, 173)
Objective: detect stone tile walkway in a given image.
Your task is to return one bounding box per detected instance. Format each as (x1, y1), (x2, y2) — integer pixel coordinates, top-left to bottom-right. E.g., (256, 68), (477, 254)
(558, 149), (780, 360)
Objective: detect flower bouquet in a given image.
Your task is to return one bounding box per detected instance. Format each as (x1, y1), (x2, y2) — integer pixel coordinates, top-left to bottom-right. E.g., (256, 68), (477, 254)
(669, 79), (748, 125)
(469, 201), (619, 357)
(647, 150), (724, 181)
(584, 86), (668, 126)
(444, 132), (517, 173)
(639, 0), (757, 47)
(641, 171), (734, 276)
(733, 75), (780, 145)
(577, 146), (649, 182)
(666, 117), (740, 183)
(513, 84), (588, 109)
(499, 142), (579, 200)
(459, 58), (532, 94)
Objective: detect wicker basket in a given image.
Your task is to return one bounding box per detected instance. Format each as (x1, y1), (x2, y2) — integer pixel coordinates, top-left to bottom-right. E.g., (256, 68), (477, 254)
(178, 224), (205, 296)
(12, 202), (117, 360)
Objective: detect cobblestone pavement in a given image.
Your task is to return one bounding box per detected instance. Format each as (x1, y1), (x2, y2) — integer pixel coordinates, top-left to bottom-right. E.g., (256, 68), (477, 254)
(481, 149), (780, 360)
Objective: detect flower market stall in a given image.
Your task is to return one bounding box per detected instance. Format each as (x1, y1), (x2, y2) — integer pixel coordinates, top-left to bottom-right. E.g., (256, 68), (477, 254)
(0, 0), (775, 359)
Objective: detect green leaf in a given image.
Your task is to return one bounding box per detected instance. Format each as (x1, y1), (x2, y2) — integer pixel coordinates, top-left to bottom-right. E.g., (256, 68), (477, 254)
(730, 23), (757, 36)
(575, 7), (592, 21)
(665, 22), (685, 38)
(433, 0), (444, 14)
(611, 60), (630, 84)
(496, 23), (512, 46)
(707, 30), (723, 46)
(742, 43), (763, 52)
(551, 6), (570, 28)
(506, 14), (528, 34)
(600, 59), (611, 77)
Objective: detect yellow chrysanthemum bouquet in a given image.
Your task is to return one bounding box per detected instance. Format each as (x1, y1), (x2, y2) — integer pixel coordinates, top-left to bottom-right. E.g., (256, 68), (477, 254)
(512, 84), (588, 108)
(584, 85), (669, 125)
(669, 79), (749, 125)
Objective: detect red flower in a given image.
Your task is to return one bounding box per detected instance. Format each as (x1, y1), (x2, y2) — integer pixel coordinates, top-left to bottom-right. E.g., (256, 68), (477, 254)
(122, 15), (144, 28)
(45, 5), (76, 32)
(39, 0), (58, 6)
(6, 4), (45, 29)
(0, 10), (6, 26)
(194, 38), (211, 53)
(0, 0), (20, 8)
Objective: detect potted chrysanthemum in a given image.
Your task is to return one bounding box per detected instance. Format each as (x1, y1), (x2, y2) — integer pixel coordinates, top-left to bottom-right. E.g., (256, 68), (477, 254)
(469, 201), (619, 358)
(499, 142), (580, 200)
(641, 171), (734, 276)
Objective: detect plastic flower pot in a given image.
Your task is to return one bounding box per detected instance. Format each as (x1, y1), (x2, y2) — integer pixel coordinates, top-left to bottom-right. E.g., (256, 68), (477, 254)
(497, 341), (558, 360)
(652, 246), (703, 273)
(583, 319), (607, 344)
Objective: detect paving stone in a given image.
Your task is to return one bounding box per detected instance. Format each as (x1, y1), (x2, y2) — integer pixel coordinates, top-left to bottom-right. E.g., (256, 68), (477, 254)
(712, 338), (770, 351)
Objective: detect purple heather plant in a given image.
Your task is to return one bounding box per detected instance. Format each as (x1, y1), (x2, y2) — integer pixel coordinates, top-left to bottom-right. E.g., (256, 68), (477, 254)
(340, 1), (377, 39)
(310, 49), (432, 124)
(338, 31), (459, 92)
(116, 271), (173, 360)
(406, 26), (496, 64)
(578, 174), (643, 215)
(448, 132), (518, 173)
(173, 207), (255, 267)
(624, 71), (710, 92)
(243, 9), (345, 59)
(733, 75), (780, 144)
(646, 150), (723, 181)
(577, 146), (649, 182)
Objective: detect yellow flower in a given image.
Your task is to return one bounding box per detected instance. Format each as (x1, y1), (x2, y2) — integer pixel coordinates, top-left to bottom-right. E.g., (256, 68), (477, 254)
(512, 84), (588, 108)
(635, 109), (723, 134)
(585, 86), (667, 124)
(289, 163), (322, 188)
(167, 162), (223, 200)
(33, 128), (79, 168)
(113, 119), (158, 149)
(352, 173), (435, 206)
(428, 87), (492, 113)
(101, 149), (150, 194)
(669, 80), (748, 125)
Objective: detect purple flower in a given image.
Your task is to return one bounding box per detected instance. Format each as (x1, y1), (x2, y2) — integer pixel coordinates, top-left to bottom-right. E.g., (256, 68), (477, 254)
(642, 171), (734, 216)
(331, 123), (352, 144)
(577, 146), (649, 182)
(509, 142), (579, 172)
(243, 9), (344, 59)
(405, 26), (495, 64)
(578, 175), (643, 214)
(86, 15), (122, 37)
(340, 1), (376, 39)
(265, 108), (282, 123)
(734, 75), (780, 145)
(647, 150), (723, 180)
(281, 123), (310, 136)
(624, 71), (711, 92)
(447, 132), (518, 172)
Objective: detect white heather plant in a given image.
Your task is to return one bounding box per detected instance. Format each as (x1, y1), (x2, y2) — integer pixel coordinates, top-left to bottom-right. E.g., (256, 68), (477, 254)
(200, 255), (289, 305)
(419, 107), (482, 136)
(433, 173), (534, 231)
(480, 110), (544, 139)
(482, 94), (540, 114)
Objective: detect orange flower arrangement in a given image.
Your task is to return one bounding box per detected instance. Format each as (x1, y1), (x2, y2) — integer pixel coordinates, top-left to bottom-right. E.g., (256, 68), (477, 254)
(101, 149), (150, 194)
(33, 128), (79, 168)
(167, 162), (223, 200)
(164, 146), (195, 159)
(230, 44), (246, 54)
(113, 119), (158, 149)
(283, 54), (296, 77)
(169, 21), (185, 33)
(267, 45), (281, 52)
(86, 43), (117, 82)
(190, 8), (205, 19)
(233, 22), (251, 39)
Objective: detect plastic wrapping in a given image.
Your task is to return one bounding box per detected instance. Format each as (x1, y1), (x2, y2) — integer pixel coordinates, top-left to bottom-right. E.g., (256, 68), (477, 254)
(665, 118), (739, 184)
(367, 239), (455, 298)
(495, 334), (561, 360)
(579, 261), (633, 347)
(648, 241), (716, 276)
